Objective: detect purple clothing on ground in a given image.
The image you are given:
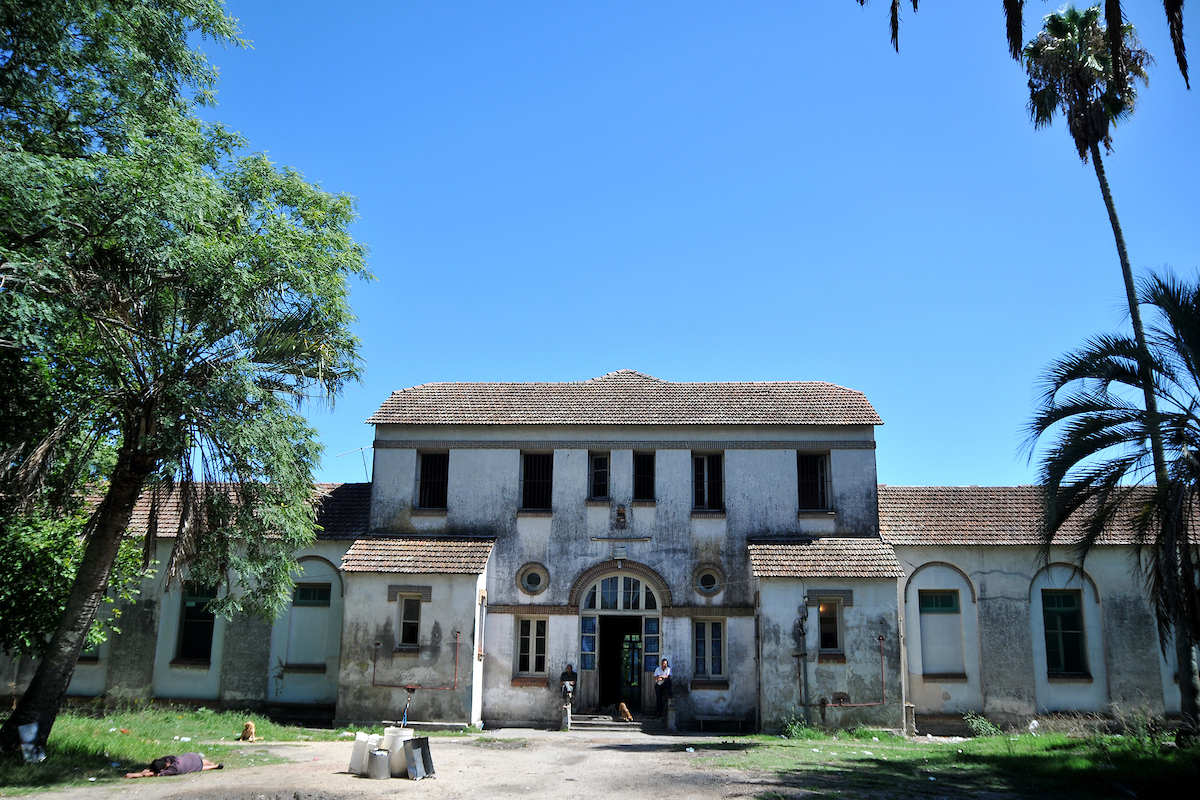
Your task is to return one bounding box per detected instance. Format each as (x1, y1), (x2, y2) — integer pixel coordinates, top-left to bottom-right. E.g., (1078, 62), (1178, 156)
(159, 753), (203, 775)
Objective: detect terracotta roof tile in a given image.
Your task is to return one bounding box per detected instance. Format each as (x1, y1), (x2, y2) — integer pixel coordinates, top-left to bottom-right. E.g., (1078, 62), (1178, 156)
(748, 537), (904, 578)
(367, 369), (882, 427)
(341, 536), (495, 574)
(313, 482), (371, 539)
(121, 482), (371, 541)
(878, 485), (1147, 546)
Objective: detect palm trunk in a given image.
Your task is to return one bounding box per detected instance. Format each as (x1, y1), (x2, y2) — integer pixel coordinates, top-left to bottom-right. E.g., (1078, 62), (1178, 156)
(0, 420), (156, 753)
(1091, 142), (1200, 736)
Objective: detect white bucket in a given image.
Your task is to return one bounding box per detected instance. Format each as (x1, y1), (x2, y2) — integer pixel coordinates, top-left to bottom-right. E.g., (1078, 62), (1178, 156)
(348, 732), (370, 775)
(387, 729), (416, 777)
(382, 726), (413, 753)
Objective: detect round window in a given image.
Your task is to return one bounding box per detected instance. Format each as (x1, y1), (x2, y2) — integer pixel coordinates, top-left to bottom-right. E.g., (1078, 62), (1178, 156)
(693, 565), (724, 596)
(518, 563), (549, 596)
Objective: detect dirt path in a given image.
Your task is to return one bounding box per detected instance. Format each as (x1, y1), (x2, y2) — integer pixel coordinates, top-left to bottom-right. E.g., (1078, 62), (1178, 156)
(33, 730), (775, 800)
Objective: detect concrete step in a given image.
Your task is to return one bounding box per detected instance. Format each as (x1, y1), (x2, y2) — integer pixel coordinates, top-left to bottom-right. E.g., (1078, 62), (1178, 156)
(569, 715), (666, 733)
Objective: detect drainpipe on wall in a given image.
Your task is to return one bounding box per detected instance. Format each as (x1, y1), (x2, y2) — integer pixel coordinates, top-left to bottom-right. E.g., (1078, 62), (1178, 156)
(797, 596), (810, 726)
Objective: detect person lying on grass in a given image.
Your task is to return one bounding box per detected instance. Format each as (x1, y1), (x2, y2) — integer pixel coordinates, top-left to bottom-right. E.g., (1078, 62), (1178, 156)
(125, 753), (223, 778)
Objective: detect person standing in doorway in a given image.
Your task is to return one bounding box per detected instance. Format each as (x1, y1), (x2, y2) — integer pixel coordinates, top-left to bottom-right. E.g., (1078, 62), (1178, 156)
(653, 658), (672, 718)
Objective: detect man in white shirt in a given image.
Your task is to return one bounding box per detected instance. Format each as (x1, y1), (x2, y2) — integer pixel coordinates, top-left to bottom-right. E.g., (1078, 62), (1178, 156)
(653, 658), (672, 718)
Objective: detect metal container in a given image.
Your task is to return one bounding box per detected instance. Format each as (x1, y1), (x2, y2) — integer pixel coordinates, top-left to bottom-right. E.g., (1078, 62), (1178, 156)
(366, 748), (391, 780)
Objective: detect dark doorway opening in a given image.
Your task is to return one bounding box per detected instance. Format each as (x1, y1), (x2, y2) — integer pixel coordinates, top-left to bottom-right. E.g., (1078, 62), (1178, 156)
(598, 616), (642, 710)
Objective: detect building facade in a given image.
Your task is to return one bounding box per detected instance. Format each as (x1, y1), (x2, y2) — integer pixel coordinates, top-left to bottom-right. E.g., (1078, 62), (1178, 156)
(3, 371), (1191, 732)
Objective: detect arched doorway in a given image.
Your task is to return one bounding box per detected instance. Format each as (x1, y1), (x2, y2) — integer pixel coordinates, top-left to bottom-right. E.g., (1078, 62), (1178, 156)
(569, 562), (671, 713)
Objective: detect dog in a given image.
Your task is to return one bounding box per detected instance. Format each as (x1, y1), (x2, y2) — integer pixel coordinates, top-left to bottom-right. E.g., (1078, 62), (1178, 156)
(617, 702), (633, 722)
(238, 721), (256, 742)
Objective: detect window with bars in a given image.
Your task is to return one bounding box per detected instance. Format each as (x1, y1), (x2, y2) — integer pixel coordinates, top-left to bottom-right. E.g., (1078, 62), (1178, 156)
(522, 452), (553, 510)
(694, 620), (724, 678)
(516, 617), (548, 675)
(633, 452), (656, 501)
(417, 452), (449, 509)
(797, 453), (829, 510)
(1042, 590), (1087, 675)
(177, 583), (218, 663)
(589, 452), (609, 499)
(692, 453), (724, 510)
(399, 596), (421, 650)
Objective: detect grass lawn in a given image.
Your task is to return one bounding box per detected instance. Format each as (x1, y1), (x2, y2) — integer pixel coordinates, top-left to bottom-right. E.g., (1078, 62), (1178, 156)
(0, 707), (396, 795)
(690, 727), (1200, 799)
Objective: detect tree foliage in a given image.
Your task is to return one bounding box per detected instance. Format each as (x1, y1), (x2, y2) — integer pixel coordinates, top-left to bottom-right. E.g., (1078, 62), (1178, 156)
(1026, 271), (1200, 669)
(0, 0), (371, 751)
(856, 0), (1189, 89)
(1024, 4), (1150, 163)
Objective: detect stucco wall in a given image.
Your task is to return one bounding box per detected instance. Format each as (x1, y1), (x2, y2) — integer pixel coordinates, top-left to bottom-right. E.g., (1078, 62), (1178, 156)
(894, 545), (1169, 726)
(757, 578), (903, 732)
(336, 569), (486, 727)
(360, 421), (880, 729)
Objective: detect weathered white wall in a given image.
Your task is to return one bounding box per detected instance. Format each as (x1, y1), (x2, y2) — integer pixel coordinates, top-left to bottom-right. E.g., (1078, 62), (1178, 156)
(361, 420), (881, 728)
(266, 542), (350, 705)
(336, 568), (487, 727)
(902, 562), (982, 714)
(893, 545), (1167, 725)
(757, 578), (903, 732)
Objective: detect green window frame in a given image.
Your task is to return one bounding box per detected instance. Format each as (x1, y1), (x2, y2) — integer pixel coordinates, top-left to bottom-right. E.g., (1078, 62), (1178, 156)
(293, 583), (331, 607)
(918, 590), (960, 614)
(1042, 589), (1087, 675)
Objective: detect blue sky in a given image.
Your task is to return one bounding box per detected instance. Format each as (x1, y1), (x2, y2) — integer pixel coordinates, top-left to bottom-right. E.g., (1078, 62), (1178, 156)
(198, 1), (1199, 488)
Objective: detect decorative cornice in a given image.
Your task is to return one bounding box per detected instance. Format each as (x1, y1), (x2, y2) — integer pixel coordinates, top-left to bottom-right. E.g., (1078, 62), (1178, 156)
(375, 439), (875, 451)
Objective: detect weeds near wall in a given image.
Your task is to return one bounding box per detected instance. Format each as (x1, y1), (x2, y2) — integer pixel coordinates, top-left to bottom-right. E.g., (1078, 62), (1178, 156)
(962, 712), (1003, 738)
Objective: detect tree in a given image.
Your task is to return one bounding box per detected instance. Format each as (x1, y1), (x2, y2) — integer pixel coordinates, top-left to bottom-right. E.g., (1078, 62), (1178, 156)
(856, 1), (1189, 89)
(1027, 271), (1200, 739)
(1022, 5), (1199, 738)
(0, 1), (370, 753)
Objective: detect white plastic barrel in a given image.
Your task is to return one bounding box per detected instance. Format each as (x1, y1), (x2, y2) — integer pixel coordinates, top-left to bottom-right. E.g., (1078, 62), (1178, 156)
(388, 728), (415, 777)
(348, 731), (370, 775)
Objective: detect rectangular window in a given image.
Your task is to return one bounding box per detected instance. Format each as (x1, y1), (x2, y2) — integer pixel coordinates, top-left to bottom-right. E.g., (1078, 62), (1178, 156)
(417, 452), (449, 509)
(580, 616), (597, 670)
(589, 451), (609, 499)
(1043, 590), (1087, 675)
(918, 590), (960, 614)
(694, 620), (724, 678)
(818, 600), (841, 652)
(692, 453), (724, 510)
(399, 596), (422, 649)
(293, 583), (332, 607)
(522, 452), (553, 510)
(516, 617), (548, 675)
(918, 590), (965, 676)
(633, 452), (656, 501)
(288, 583), (332, 664)
(177, 583), (218, 663)
(643, 617), (660, 671)
(797, 453), (829, 510)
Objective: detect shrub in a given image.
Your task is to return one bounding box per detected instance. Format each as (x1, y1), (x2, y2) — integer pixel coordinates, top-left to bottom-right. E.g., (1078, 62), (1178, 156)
(963, 711), (1003, 737)
(782, 714), (825, 740)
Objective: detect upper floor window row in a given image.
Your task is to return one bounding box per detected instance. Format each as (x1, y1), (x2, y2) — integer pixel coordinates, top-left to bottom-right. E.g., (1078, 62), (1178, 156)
(414, 449), (831, 511)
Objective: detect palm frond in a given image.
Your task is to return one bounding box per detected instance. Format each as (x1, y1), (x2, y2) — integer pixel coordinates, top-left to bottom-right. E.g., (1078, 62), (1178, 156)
(1006, 0), (1027, 59)
(1164, 0), (1189, 88)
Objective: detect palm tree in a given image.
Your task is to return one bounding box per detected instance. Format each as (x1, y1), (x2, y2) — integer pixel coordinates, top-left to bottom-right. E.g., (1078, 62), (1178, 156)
(1022, 5), (1200, 731)
(1028, 271), (1200, 740)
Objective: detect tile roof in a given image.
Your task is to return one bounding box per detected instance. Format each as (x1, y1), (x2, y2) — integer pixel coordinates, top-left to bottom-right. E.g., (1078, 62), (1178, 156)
(313, 482), (371, 539)
(878, 485), (1146, 546)
(748, 537), (904, 579)
(341, 536), (495, 574)
(121, 482), (371, 541)
(367, 369), (882, 427)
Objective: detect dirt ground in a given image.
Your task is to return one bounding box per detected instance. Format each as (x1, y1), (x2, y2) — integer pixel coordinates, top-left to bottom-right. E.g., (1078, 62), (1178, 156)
(33, 730), (781, 800)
